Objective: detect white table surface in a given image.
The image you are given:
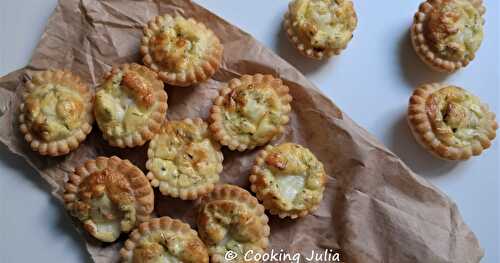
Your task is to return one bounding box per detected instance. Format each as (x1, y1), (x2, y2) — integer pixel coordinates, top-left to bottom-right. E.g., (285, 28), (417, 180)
(0, 0), (498, 262)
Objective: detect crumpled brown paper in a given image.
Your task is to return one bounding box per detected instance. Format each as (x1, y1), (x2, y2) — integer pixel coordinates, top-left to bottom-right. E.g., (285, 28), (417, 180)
(0, 0), (484, 262)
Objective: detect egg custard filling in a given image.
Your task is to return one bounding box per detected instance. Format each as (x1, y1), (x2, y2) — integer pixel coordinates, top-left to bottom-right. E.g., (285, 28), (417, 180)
(250, 143), (327, 218)
(425, 0), (484, 61)
(147, 119), (223, 200)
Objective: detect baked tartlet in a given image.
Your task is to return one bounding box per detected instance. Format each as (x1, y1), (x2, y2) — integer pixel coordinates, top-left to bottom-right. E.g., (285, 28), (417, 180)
(146, 118), (223, 200)
(120, 216), (209, 263)
(197, 184), (270, 263)
(63, 156), (155, 242)
(408, 84), (497, 160)
(209, 74), (292, 151)
(18, 69), (93, 156)
(94, 63), (168, 148)
(284, 0), (358, 59)
(411, 0), (485, 72)
(141, 14), (223, 87)
(250, 143), (327, 219)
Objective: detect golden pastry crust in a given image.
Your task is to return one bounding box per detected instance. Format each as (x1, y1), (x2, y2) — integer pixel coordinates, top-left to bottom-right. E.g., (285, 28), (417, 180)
(197, 184), (270, 263)
(146, 118), (223, 200)
(284, 0), (358, 59)
(63, 156), (155, 242)
(411, 0), (485, 72)
(209, 74), (292, 151)
(250, 143), (327, 219)
(408, 83), (497, 160)
(18, 69), (93, 156)
(141, 14), (223, 87)
(120, 216), (209, 263)
(94, 63), (168, 148)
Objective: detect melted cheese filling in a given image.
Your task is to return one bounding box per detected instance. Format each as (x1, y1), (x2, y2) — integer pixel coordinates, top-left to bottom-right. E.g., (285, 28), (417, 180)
(95, 71), (156, 137)
(150, 16), (210, 72)
(87, 194), (123, 242)
(427, 87), (487, 147)
(291, 0), (356, 50)
(132, 231), (202, 263)
(25, 84), (84, 141)
(426, 0), (483, 60)
(275, 175), (306, 204)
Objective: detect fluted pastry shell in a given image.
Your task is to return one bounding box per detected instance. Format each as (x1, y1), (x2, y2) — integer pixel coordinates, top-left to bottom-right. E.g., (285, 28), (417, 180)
(197, 184), (270, 263)
(411, 0), (485, 72)
(141, 14), (223, 87)
(284, 0), (358, 60)
(250, 143), (327, 219)
(146, 118), (223, 200)
(63, 156), (155, 242)
(209, 74), (292, 151)
(407, 83), (497, 160)
(18, 69), (93, 156)
(94, 63), (168, 148)
(120, 216), (209, 263)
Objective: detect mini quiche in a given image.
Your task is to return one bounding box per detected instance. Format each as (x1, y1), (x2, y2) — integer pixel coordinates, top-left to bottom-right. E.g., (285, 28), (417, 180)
(411, 0), (485, 72)
(197, 184), (270, 263)
(19, 69), (93, 156)
(63, 156), (155, 242)
(284, 0), (358, 59)
(408, 83), (497, 160)
(120, 216), (209, 263)
(209, 74), (292, 151)
(250, 143), (327, 219)
(141, 14), (223, 87)
(94, 63), (168, 148)
(146, 118), (223, 200)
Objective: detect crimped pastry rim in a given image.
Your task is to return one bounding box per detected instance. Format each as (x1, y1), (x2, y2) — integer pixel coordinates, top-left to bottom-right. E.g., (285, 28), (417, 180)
(63, 156), (155, 241)
(283, 0), (358, 60)
(197, 184), (270, 263)
(407, 83), (498, 160)
(146, 118), (224, 200)
(249, 143), (327, 219)
(18, 69), (94, 156)
(209, 74), (293, 152)
(140, 14), (223, 87)
(120, 216), (209, 263)
(410, 0), (486, 73)
(94, 63), (168, 148)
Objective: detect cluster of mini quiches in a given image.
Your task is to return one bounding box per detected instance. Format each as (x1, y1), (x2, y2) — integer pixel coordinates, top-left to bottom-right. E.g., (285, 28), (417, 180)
(16, 12), (329, 263)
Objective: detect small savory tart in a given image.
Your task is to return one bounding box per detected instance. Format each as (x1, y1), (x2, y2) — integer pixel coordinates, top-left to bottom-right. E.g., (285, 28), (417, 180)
(411, 0), (485, 72)
(284, 0), (358, 59)
(250, 143), (327, 219)
(146, 118), (223, 200)
(408, 83), (497, 160)
(94, 63), (168, 148)
(63, 156), (155, 242)
(141, 14), (223, 87)
(197, 184), (270, 263)
(18, 69), (93, 156)
(120, 216), (209, 263)
(209, 74), (292, 151)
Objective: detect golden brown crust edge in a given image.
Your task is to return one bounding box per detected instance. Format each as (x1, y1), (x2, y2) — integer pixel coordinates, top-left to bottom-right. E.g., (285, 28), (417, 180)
(410, 0), (486, 73)
(407, 83), (497, 160)
(140, 14), (223, 87)
(18, 69), (94, 156)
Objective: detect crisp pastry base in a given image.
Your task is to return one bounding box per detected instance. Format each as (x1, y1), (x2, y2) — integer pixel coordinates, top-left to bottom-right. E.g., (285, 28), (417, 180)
(197, 184), (270, 263)
(250, 143), (327, 219)
(120, 216), (209, 263)
(94, 63), (168, 148)
(407, 83), (497, 160)
(18, 69), (93, 156)
(283, 0), (358, 60)
(209, 74), (292, 151)
(411, 0), (485, 73)
(63, 156), (155, 242)
(146, 118), (223, 200)
(141, 14), (223, 87)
